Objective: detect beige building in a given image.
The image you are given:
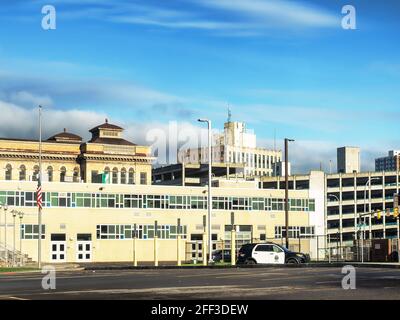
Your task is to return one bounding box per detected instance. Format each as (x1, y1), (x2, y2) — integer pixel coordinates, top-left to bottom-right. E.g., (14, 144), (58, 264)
(0, 120), (153, 185)
(0, 180), (317, 264)
(178, 120), (281, 177)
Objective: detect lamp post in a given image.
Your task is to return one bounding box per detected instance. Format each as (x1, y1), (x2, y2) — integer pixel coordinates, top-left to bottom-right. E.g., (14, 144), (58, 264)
(360, 177), (380, 263)
(11, 210), (17, 267)
(0, 204), (8, 265)
(198, 118), (213, 264)
(284, 138), (294, 249)
(18, 211), (24, 266)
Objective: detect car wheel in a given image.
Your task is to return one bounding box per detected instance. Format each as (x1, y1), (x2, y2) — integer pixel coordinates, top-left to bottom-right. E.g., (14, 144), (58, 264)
(246, 259), (256, 265)
(287, 258), (299, 264)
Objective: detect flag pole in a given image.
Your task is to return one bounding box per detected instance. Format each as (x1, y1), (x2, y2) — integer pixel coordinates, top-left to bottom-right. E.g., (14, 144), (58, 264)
(38, 105), (42, 269)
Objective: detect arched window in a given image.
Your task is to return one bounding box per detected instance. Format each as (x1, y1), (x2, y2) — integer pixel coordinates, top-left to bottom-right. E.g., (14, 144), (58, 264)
(47, 166), (53, 182)
(104, 167), (110, 183)
(73, 167), (80, 182)
(60, 166), (66, 182)
(32, 165), (39, 181)
(19, 165), (26, 181)
(128, 168), (135, 185)
(112, 167), (118, 184)
(5, 164), (12, 180)
(120, 168), (127, 184)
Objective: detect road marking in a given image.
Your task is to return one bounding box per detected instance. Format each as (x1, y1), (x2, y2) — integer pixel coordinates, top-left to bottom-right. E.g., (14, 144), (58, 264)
(6, 296), (30, 300)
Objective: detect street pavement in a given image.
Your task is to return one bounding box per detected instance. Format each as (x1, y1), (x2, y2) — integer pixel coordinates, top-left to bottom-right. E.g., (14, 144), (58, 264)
(0, 267), (400, 300)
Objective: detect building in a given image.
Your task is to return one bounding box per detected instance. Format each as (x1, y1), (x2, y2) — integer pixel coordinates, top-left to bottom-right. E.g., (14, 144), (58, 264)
(337, 147), (360, 174)
(273, 161), (291, 177)
(0, 118), (322, 265)
(375, 150), (400, 172)
(0, 180), (318, 264)
(261, 169), (400, 257)
(0, 119), (154, 185)
(152, 163), (245, 186)
(177, 120), (281, 177)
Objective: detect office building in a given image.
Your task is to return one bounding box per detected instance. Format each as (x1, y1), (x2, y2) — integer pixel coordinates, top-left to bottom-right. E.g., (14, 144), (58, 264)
(337, 147), (360, 174)
(375, 150), (400, 172)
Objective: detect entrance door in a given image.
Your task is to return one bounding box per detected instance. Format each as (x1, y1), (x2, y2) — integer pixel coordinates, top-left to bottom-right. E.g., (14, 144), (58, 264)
(50, 233), (66, 262)
(76, 234), (92, 262)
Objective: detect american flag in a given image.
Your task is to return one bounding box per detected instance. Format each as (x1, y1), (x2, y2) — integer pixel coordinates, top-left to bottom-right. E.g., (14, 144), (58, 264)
(37, 178), (42, 209)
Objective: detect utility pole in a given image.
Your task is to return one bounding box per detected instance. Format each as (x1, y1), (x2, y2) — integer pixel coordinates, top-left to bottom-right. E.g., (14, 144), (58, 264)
(284, 138), (294, 249)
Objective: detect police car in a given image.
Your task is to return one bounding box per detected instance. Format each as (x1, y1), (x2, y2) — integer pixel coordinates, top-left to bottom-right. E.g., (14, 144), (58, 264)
(236, 242), (310, 265)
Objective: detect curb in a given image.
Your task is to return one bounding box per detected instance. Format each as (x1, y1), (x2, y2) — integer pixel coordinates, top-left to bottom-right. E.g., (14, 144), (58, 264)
(83, 262), (400, 271)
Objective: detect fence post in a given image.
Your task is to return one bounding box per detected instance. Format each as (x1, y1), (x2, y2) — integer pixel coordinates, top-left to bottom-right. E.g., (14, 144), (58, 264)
(328, 234), (331, 264)
(336, 232), (339, 262)
(177, 219), (181, 266)
(154, 221), (158, 267)
(202, 233), (207, 266)
(317, 235), (319, 262)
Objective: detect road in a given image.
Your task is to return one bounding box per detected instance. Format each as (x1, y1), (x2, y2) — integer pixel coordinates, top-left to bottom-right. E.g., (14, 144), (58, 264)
(0, 267), (400, 300)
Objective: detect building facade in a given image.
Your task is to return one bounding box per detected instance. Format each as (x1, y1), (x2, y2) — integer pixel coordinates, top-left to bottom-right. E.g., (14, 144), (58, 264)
(261, 170), (400, 251)
(178, 121), (281, 177)
(0, 180), (317, 263)
(375, 150), (400, 172)
(0, 120), (153, 185)
(337, 146), (361, 174)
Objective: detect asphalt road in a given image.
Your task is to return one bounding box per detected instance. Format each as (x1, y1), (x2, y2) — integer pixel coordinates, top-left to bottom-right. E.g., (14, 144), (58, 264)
(0, 267), (400, 300)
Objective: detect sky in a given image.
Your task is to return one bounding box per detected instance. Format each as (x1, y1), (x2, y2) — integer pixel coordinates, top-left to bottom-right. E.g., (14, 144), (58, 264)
(0, 0), (399, 173)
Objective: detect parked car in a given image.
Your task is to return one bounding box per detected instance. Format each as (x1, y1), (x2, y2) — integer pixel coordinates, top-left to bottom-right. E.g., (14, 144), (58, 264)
(212, 249), (232, 263)
(236, 243), (310, 265)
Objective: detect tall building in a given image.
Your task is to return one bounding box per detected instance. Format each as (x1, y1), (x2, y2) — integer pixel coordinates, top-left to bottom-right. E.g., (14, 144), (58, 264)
(375, 150), (400, 172)
(337, 147), (360, 174)
(178, 120), (281, 177)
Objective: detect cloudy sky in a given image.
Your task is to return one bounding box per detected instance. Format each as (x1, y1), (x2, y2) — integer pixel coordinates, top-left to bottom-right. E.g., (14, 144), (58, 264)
(0, 0), (399, 173)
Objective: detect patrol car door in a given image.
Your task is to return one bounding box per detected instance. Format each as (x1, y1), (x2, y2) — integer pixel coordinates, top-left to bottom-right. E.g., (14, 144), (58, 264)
(272, 245), (285, 264)
(252, 244), (271, 263)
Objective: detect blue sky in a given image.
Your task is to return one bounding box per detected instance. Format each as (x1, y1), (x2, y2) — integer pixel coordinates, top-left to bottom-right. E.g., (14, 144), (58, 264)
(0, 0), (399, 172)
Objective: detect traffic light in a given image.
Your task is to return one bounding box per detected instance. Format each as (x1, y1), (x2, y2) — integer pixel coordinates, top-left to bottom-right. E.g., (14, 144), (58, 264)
(377, 210), (382, 219)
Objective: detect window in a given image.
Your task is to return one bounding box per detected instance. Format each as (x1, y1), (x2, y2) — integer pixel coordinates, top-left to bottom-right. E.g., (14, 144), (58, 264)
(104, 167), (110, 184)
(21, 224), (45, 239)
(19, 165), (26, 181)
(255, 245), (273, 252)
(73, 167), (80, 182)
(190, 196), (207, 209)
(60, 167), (66, 182)
(5, 164), (12, 180)
(140, 172), (147, 185)
(112, 168), (118, 184)
(128, 168), (135, 184)
(32, 165), (39, 181)
(120, 168), (127, 184)
(96, 224), (187, 240)
(47, 166), (53, 182)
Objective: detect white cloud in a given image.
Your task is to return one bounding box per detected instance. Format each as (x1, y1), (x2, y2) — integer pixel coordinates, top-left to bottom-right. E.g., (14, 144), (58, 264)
(196, 0), (339, 28)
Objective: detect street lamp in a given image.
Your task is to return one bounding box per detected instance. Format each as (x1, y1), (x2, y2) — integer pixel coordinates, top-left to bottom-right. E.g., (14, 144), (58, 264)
(198, 118), (213, 264)
(360, 177), (380, 263)
(0, 204), (8, 265)
(18, 211), (24, 266)
(11, 210), (17, 267)
(284, 138), (294, 249)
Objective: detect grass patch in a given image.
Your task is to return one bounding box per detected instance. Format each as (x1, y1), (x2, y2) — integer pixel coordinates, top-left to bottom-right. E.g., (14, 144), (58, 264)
(0, 267), (38, 273)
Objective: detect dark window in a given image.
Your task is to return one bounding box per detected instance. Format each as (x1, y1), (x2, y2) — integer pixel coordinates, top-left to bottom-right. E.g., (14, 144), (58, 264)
(51, 233), (66, 241)
(77, 233), (92, 241)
